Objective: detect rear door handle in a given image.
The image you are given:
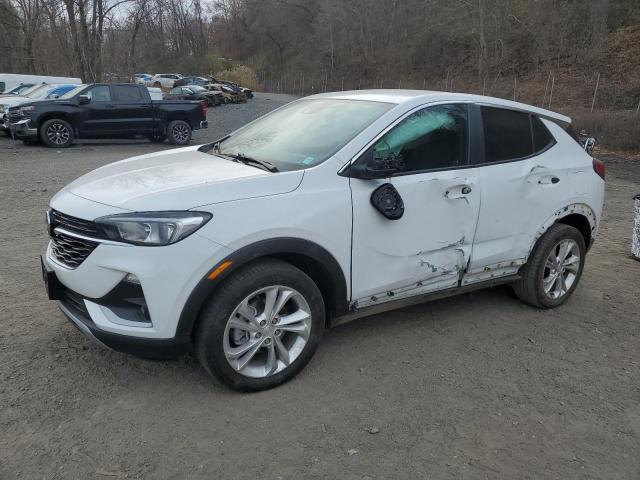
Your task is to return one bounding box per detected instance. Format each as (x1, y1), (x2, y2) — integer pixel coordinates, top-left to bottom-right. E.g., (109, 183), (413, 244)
(538, 176), (560, 185)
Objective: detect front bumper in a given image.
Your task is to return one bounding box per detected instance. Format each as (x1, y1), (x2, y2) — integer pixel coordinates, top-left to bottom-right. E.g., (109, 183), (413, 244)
(43, 197), (232, 350)
(9, 118), (37, 138)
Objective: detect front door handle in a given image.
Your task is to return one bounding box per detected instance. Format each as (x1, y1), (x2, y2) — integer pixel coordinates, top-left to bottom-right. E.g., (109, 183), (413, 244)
(445, 184), (473, 200)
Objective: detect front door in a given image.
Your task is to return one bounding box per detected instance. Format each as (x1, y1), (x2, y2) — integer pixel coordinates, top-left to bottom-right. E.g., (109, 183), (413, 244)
(349, 103), (481, 308)
(80, 85), (117, 136)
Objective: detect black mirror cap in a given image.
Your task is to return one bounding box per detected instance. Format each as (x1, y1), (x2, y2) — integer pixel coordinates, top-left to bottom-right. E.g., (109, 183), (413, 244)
(78, 95), (91, 104)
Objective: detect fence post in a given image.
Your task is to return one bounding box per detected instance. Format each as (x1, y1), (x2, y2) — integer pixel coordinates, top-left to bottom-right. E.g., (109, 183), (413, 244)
(591, 72), (600, 112)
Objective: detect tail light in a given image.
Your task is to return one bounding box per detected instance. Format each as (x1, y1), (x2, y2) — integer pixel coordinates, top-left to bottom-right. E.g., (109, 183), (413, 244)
(592, 157), (605, 180)
(200, 99), (207, 117)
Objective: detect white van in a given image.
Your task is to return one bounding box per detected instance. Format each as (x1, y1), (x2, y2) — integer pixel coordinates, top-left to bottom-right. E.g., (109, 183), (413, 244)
(0, 74), (82, 94)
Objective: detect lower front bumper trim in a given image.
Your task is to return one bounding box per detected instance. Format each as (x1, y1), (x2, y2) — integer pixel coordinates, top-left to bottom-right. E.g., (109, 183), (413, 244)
(56, 300), (190, 359)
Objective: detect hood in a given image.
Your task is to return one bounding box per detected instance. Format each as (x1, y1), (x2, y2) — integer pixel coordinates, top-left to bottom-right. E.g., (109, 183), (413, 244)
(57, 145), (304, 211)
(1, 95), (32, 108)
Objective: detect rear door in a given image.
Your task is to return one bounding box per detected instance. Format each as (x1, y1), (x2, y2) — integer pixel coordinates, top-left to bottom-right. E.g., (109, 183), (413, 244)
(350, 103), (481, 308)
(464, 105), (568, 285)
(111, 85), (153, 134)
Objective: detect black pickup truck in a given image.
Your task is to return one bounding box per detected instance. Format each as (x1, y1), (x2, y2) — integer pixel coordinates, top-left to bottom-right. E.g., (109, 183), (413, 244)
(8, 83), (208, 148)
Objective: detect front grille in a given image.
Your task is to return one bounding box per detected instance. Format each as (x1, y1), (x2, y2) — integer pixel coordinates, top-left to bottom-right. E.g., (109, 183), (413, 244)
(51, 232), (98, 268)
(51, 209), (102, 237)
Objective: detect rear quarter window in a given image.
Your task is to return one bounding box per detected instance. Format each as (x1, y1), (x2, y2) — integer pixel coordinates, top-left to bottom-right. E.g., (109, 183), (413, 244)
(532, 116), (556, 153)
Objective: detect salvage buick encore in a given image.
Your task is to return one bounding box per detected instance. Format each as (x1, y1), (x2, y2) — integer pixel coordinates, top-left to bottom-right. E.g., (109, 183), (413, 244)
(41, 90), (605, 391)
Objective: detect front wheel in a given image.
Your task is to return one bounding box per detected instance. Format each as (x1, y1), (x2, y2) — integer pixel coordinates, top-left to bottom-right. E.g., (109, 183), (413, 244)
(512, 224), (586, 308)
(195, 259), (325, 391)
(166, 120), (192, 145)
(40, 119), (74, 148)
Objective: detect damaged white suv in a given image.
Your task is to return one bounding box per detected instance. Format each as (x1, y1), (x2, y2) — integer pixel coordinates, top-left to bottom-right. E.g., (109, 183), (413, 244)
(42, 90), (605, 391)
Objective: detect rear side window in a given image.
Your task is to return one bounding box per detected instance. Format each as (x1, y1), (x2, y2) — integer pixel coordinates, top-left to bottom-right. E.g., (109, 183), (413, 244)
(481, 106), (533, 162)
(113, 85), (143, 102)
(532, 116), (555, 152)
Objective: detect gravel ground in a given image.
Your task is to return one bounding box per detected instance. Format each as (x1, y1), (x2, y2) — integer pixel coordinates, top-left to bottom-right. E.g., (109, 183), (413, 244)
(1, 93), (639, 479)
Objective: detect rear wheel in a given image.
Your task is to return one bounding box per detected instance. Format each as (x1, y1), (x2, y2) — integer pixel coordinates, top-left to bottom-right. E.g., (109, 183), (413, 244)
(166, 120), (192, 145)
(195, 259), (325, 391)
(40, 119), (74, 148)
(513, 224), (586, 308)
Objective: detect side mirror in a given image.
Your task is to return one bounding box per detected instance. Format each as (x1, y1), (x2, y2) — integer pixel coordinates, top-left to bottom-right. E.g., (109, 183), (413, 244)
(349, 151), (404, 180)
(78, 95), (91, 105)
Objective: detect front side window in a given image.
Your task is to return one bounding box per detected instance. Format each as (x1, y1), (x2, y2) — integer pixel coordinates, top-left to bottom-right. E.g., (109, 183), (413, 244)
(370, 104), (468, 173)
(85, 86), (111, 102)
(217, 98), (392, 171)
(481, 106), (533, 163)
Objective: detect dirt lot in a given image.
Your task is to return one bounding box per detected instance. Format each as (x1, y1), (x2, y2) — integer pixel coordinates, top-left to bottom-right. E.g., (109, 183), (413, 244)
(1, 93), (639, 479)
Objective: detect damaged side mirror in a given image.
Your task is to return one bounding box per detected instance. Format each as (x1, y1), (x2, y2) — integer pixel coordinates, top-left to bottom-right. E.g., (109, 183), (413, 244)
(349, 150), (405, 180)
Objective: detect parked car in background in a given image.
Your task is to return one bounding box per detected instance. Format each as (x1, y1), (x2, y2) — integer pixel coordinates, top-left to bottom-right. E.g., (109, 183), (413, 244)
(207, 83), (247, 103)
(0, 73), (81, 94)
(39, 90), (605, 391)
(8, 83), (207, 147)
(0, 83), (36, 96)
(174, 76), (211, 88)
(219, 80), (253, 98)
(150, 73), (183, 89)
(134, 74), (153, 85)
(1, 84), (79, 134)
(147, 87), (163, 100)
(167, 85), (224, 106)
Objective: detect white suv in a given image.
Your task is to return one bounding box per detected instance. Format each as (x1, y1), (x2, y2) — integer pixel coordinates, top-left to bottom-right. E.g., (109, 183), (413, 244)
(150, 73), (183, 89)
(41, 90), (605, 391)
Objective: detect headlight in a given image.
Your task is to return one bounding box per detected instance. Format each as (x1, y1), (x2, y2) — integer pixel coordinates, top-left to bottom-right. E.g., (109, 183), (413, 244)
(0, 105), (5, 113)
(19, 105), (35, 114)
(95, 211), (212, 246)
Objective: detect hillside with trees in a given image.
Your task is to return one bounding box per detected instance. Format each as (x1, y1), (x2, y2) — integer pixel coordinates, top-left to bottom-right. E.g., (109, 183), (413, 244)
(1, 0), (639, 148)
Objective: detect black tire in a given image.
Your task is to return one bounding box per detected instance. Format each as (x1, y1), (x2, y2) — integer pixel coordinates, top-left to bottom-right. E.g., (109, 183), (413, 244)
(166, 120), (192, 145)
(195, 258), (325, 391)
(512, 223), (586, 308)
(153, 81), (161, 88)
(40, 119), (74, 148)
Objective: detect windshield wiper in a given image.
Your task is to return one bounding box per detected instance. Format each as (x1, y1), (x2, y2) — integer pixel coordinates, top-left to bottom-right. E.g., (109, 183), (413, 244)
(222, 152), (279, 172)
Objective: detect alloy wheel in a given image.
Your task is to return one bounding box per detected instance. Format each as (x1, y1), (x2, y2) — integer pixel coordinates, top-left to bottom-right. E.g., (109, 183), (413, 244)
(223, 285), (312, 378)
(542, 239), (581, 299)
(46, 123), (70, 145)
(172, 124), (190, 143)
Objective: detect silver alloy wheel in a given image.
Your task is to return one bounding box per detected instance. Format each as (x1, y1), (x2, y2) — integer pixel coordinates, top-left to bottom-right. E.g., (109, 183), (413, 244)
(543, 239), (581, 299)
(223, 285), (312, 378)
(172, 124), (190, 143)
(46, 122), (70, 145)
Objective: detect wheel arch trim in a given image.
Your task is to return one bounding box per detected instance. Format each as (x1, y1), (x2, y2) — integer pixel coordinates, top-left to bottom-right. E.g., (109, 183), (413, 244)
(526, 203), (598, 260)
(175, 237), (349, 339)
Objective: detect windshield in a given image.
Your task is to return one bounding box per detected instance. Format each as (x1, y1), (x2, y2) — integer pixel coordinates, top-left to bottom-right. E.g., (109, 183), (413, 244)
(218, 98), (391, 171)
(59, 84), (88, 99)
(9, 84), (34, 94)
(26, 85), (54, 99)
(190, 86), (207, 92)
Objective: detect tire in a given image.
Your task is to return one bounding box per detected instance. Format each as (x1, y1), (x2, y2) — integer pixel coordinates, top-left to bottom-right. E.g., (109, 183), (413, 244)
(153, 81), (161, 88)
(40, 119), (74, 148)
(166, 120), (192, 145)
(195, 258), (325, 391)
(512, 224), (586, 308)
